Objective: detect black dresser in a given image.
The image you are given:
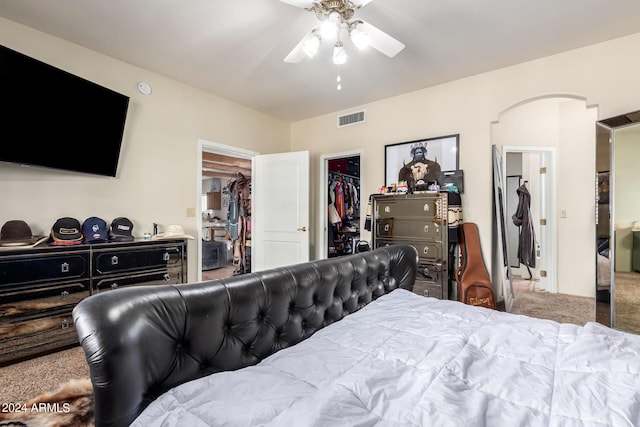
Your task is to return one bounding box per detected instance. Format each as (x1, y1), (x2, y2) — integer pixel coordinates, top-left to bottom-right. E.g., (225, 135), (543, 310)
(0, 238), (187, 366)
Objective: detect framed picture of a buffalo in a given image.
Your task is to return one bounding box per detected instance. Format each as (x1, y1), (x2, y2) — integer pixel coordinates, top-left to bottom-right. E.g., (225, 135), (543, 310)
(384, 134), (459, 190)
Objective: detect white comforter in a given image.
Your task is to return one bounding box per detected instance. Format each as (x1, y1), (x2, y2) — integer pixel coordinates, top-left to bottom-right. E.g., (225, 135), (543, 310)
(132, 289), (640, 427)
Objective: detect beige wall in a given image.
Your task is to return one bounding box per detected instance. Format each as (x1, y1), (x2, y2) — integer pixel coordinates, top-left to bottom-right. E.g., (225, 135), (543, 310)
(291, 32), (640, 294)
(0, 18), (290, 281)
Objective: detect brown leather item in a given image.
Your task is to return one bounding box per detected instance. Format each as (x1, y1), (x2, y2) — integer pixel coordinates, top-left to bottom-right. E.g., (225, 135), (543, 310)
(455, 222), (496, 309)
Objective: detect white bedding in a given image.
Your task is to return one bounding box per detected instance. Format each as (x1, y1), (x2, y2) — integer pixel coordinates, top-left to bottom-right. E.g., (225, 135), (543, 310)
(132, 289), (640, 426)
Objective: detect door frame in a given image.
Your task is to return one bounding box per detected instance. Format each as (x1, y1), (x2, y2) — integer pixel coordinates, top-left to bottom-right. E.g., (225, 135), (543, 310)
(501, 146), (557, 293)
(197, 139), (258, 281)
(318, 149), (364, 260)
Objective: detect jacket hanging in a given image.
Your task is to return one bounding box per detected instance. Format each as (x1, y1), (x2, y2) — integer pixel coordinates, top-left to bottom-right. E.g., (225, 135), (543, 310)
(512, 183), (536, 268)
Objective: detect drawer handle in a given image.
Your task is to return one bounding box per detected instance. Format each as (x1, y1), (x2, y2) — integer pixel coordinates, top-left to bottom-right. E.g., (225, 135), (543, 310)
(111, 256), (119, 265)
(423, 247), (429, 254)
(163, 252), (170, 261)
(384, 224), (390, 232)
(111, 283), (119, 290)
(61, 319), (69, 329)
(61, 290), (69, 301)
(423, 204), (430, 212)
(164, 273), (171, 281)
(61, 262), (69, 273)
(384, 206), (391, 213)
(423, 289), (430, 297)
(424, 225), (429, 233)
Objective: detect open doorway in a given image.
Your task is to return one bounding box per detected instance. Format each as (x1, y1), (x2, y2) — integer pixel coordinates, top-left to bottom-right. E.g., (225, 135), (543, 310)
(198, 140), (257, 282)
(503, 148), (556, 294)
(319, 150), (362, 260)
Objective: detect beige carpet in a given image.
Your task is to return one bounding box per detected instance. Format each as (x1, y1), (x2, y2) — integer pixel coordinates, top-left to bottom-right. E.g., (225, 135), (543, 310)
(510, 289), (595, 325)
(0, 345), (89, 403)
(613, 272), (640, 334)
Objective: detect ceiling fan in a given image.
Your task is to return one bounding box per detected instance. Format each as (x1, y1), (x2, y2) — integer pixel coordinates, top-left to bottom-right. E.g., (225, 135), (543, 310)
(278, 0), (405, 64)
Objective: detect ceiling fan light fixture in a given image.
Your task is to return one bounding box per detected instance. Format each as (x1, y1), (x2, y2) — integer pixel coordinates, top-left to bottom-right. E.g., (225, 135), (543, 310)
(320, 11), (341, 40)
(302, 32), (321, 58)
(333, 41), (347, 65)
(349, 25), (370, 50)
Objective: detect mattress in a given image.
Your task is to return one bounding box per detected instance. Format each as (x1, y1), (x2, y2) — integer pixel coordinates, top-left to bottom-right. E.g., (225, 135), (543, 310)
(131, 289), (640, 426)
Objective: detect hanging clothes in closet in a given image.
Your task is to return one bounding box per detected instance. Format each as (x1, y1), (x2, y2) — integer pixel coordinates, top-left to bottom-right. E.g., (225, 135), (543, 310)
(512, 181), (536, 269)
(328, 173), (360, 257)
(225, 172), (251, 275)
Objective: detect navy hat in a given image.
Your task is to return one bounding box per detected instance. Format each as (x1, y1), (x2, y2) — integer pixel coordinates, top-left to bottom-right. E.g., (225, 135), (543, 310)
(109, 217), (134, 242)
(82, 217), (108, 243)
(49, 217), (83, 245)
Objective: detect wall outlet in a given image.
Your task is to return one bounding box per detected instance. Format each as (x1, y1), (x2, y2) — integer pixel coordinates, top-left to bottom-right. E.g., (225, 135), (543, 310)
(186, 208), (196, 217)
(560, 210), (567, 218)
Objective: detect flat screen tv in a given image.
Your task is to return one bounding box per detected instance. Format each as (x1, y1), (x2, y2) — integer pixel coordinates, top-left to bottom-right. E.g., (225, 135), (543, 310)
(0, 44), (130, 177)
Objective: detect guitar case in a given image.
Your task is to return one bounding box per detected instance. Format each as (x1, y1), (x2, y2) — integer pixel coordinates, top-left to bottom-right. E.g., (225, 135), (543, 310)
(455, 222), (496, 309)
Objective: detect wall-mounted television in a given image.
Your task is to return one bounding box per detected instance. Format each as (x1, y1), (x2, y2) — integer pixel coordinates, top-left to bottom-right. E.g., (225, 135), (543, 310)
(0, 44), (130, 177)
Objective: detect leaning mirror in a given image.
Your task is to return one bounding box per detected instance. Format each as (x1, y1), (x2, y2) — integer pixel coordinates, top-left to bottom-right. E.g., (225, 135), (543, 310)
(492, 145), (514, 310)
(596, 110), (640, 333)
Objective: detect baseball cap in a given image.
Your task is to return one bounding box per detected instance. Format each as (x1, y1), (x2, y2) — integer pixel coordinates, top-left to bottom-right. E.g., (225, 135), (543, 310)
(0, 220), (45, 247)
(82, 217), (108, 243)
(109, 217), (134, 242)
(49, 217), (83, 245)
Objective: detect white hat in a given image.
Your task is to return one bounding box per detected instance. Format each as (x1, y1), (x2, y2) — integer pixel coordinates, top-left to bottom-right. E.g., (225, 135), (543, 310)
(152, 224), (194, 240)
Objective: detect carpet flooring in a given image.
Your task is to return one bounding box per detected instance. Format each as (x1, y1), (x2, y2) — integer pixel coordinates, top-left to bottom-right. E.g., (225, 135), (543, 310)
(612, 271), (640, 334)
(1, 345), (89, 403)
(510, 288), (594, 325)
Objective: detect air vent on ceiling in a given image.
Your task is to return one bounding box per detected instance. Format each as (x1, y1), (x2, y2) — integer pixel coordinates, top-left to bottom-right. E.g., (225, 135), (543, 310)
(337, 110), (366, 128)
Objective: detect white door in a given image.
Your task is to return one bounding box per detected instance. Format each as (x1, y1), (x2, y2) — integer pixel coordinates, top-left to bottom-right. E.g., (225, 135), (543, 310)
(252, 150), (310, 271)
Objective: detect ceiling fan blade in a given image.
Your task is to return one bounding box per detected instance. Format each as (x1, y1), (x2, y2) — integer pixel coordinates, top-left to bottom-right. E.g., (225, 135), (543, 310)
(357, 20), (405, 58)
(277, 0), (314, 8)
(284, 25), (321, 63)
(352, 0), (374, 7)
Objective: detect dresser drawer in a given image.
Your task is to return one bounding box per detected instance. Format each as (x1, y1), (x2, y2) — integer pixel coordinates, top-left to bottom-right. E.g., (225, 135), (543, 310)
(375, 238), (444, 261)
(93, 245), (183, 276)
(413, 281), (444, 299)
(375, 196), (444, 220)
(375, 218), (444, 240)
(0, 310), (77, 366)
(0, 281), (90, 318)
(0, 253), (88, 287)
(93, 269), (183, 294)
(413, 261), (445, 299)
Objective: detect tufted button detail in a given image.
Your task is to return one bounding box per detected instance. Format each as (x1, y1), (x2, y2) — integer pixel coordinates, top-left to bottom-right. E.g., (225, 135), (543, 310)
(289, 301), (296, 311)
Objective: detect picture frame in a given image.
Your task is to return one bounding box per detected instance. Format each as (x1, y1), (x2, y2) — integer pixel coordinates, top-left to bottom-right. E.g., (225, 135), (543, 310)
(384, 134), (459, 189)
(597, 171), (609, 204)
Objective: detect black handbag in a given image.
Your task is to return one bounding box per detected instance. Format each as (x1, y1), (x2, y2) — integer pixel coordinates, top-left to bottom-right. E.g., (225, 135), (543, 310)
(436, 170), (464, 193)
(355, 240), (371, 253)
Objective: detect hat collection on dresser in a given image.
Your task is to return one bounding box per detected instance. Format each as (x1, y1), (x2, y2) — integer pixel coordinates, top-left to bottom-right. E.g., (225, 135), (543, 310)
(0, 217), (192, 247)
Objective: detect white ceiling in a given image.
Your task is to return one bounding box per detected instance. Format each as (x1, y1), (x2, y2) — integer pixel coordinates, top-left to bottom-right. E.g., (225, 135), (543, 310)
(2, 0), (640, 122)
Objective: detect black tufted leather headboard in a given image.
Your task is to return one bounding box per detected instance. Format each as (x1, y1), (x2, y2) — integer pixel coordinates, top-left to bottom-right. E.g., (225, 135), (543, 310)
(73, 244), (418, 427)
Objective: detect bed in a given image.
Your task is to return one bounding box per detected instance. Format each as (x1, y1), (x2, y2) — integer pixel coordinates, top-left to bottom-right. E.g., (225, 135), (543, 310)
(73, 245), (640, 427)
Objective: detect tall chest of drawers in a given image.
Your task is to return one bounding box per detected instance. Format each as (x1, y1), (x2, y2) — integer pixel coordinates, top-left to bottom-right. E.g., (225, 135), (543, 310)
(371, 192), (449, 299)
